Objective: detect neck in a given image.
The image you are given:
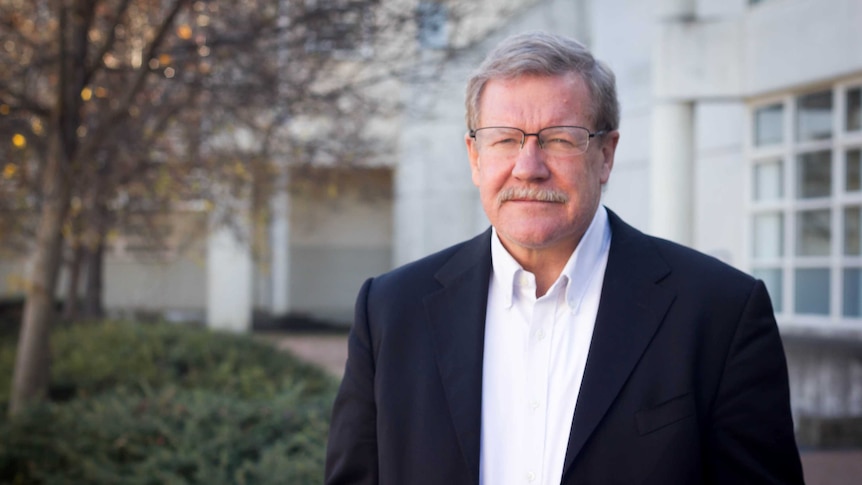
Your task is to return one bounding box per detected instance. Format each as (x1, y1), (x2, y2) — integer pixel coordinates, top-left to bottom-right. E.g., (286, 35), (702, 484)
(502, 239), (579, 298)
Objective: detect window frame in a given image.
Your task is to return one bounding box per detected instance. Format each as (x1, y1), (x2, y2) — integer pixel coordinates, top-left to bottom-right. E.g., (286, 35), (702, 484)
(746, 78), (862, 331)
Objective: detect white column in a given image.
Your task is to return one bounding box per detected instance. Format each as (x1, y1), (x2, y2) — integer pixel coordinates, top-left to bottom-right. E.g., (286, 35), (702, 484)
(206, 189), (253, 332)
(649, 0), (696, 245)
(269, 0), (292, 313)
(649, 102), (694, 245)
(269, 171), (291, 315)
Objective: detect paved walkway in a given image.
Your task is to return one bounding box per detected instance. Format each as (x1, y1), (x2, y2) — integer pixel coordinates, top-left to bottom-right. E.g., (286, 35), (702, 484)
(267, 332), (348, 378)
(265, 332), (862, 485)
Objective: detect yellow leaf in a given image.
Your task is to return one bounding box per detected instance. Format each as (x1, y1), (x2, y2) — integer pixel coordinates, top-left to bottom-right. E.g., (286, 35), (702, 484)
(177, 24), (193, 40)
(2, 163), (16, 179)
(11, 133), (26, 148)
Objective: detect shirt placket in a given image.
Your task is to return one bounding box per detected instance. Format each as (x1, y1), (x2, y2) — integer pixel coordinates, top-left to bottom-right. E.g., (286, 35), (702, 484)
(524, 290), (555, 484)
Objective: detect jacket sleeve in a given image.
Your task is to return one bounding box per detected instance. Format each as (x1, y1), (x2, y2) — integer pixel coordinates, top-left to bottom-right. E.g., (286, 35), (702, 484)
(325, 278), (379, 484)
(705, 280), (805, 484)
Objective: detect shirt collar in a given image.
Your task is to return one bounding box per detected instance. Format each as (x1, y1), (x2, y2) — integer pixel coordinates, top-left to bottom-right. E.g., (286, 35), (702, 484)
(490, 205), (611, 313)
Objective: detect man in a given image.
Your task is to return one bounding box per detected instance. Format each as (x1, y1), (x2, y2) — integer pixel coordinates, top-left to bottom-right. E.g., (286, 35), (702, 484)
(325, 31), (804, 484)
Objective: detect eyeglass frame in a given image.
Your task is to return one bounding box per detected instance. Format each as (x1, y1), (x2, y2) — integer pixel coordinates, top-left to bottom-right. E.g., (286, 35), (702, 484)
(468, 125), (608, 156)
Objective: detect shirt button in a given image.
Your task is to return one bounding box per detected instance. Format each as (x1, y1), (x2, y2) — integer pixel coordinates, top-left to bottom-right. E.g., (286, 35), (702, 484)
(536, 329), (545, 340)
(527, 471), (536, 482)
(530, 400), (540, 411)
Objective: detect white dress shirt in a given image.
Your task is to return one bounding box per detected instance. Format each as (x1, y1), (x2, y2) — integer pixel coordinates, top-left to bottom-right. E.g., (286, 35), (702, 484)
(479, 206), (612, 485)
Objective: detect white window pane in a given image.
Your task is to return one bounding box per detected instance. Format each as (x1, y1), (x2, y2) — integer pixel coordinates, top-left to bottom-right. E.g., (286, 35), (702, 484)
(753, 213), (784, 259)
(795, 268), (830, 315)
(755, 104), (783, 146)
(796, 150), (832, 199)
(843, 268), (862, 317)
(848, 86), (861, 132)
(797, 91), (833, 142)
(847, 149), (862, 192)
(796, 210), (831, 256)
(753, 159), (783, 201)
(753, 268), (783, 313)
(845, 206), (862, 256)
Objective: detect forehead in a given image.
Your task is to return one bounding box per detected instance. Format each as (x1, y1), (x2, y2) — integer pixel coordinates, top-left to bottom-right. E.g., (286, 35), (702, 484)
(478, 73), (593, 127)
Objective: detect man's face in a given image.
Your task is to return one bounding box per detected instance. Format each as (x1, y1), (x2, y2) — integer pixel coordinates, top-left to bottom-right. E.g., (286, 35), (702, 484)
(465, 73), (619, 259)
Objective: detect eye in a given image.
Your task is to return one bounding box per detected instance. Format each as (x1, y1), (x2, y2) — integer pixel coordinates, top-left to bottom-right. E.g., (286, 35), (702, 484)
(544, 136), (576, 147)
(540, 128), (586, 150)
(492, 137), (520, 146)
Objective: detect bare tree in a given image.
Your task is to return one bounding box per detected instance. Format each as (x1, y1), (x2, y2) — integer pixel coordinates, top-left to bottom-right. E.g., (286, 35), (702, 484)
(3, 0), (192, 416)
(2, 0), (478, 414)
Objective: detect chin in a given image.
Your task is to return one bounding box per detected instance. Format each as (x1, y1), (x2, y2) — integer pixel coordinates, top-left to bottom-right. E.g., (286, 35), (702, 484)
(501, 228), (567, 249)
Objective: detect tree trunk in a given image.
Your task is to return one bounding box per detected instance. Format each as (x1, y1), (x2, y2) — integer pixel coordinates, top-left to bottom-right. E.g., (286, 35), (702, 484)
(9, 0), (89, 417)
(9, 145), (71, 416)
(63, 242), (83, 321)
(83, 237), (105, 319)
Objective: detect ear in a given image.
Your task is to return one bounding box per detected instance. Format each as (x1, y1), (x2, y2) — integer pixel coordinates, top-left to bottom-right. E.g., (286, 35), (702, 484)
(598, 130), (620, 184)
(466, 132), (481, 187)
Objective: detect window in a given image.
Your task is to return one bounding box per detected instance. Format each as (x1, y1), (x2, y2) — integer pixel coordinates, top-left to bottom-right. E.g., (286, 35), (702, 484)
(749, 81), (862, 327)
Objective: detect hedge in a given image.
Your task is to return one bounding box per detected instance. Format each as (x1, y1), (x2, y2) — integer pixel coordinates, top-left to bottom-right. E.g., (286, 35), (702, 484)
(0, 321), (338, 484)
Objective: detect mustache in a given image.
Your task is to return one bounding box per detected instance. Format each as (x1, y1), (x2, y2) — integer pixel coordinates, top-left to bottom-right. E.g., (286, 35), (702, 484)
(497, 187), (568, 205)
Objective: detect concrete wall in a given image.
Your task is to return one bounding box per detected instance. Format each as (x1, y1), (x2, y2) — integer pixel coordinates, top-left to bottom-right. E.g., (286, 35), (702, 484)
(0, 214), (210, 323)
(692, 101), (747, 266)
(591, 0), (655, 231)
(105, 256), (207, 322)
(0, 260), (26, 298)
(289, 182), (393, 324)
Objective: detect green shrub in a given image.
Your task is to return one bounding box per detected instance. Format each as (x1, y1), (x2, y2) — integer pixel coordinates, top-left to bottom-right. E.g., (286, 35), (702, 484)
(0, 321), (338, 484)
(0, 387), (332, 484)
(0, 321), (335, 405)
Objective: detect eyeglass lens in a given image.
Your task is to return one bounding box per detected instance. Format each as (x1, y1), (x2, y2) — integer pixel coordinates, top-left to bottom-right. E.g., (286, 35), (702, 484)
(474, 126), (592, 156)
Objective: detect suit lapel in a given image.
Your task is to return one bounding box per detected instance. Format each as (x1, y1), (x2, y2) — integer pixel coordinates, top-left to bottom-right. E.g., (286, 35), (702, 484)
(562, 211), (676, 475)
(424, 229), (493, 485)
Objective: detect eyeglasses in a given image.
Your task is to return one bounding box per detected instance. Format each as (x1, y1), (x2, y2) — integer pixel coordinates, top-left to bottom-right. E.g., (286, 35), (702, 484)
(469, 126), (607, 157)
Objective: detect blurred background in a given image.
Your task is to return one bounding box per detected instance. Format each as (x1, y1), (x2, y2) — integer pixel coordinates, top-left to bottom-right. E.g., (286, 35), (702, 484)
(1, 0), (861, 481)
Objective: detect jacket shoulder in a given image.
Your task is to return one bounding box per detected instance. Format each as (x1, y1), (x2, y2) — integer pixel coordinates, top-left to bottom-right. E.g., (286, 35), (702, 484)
(368, 229), (491, 299)
(650, 235), (753, 283)
(606, 209), (757, 295)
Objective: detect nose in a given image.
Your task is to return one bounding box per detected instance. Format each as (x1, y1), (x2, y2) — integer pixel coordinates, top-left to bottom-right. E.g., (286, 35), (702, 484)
(511, 135), (550, 181)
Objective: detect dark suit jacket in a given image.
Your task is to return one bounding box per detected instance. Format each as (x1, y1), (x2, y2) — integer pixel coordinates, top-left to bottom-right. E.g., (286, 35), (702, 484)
(325, 209), (804, 484)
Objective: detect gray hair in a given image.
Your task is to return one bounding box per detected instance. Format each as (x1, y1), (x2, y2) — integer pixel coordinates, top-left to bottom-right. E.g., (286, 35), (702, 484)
(465, 31), (619, 132)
